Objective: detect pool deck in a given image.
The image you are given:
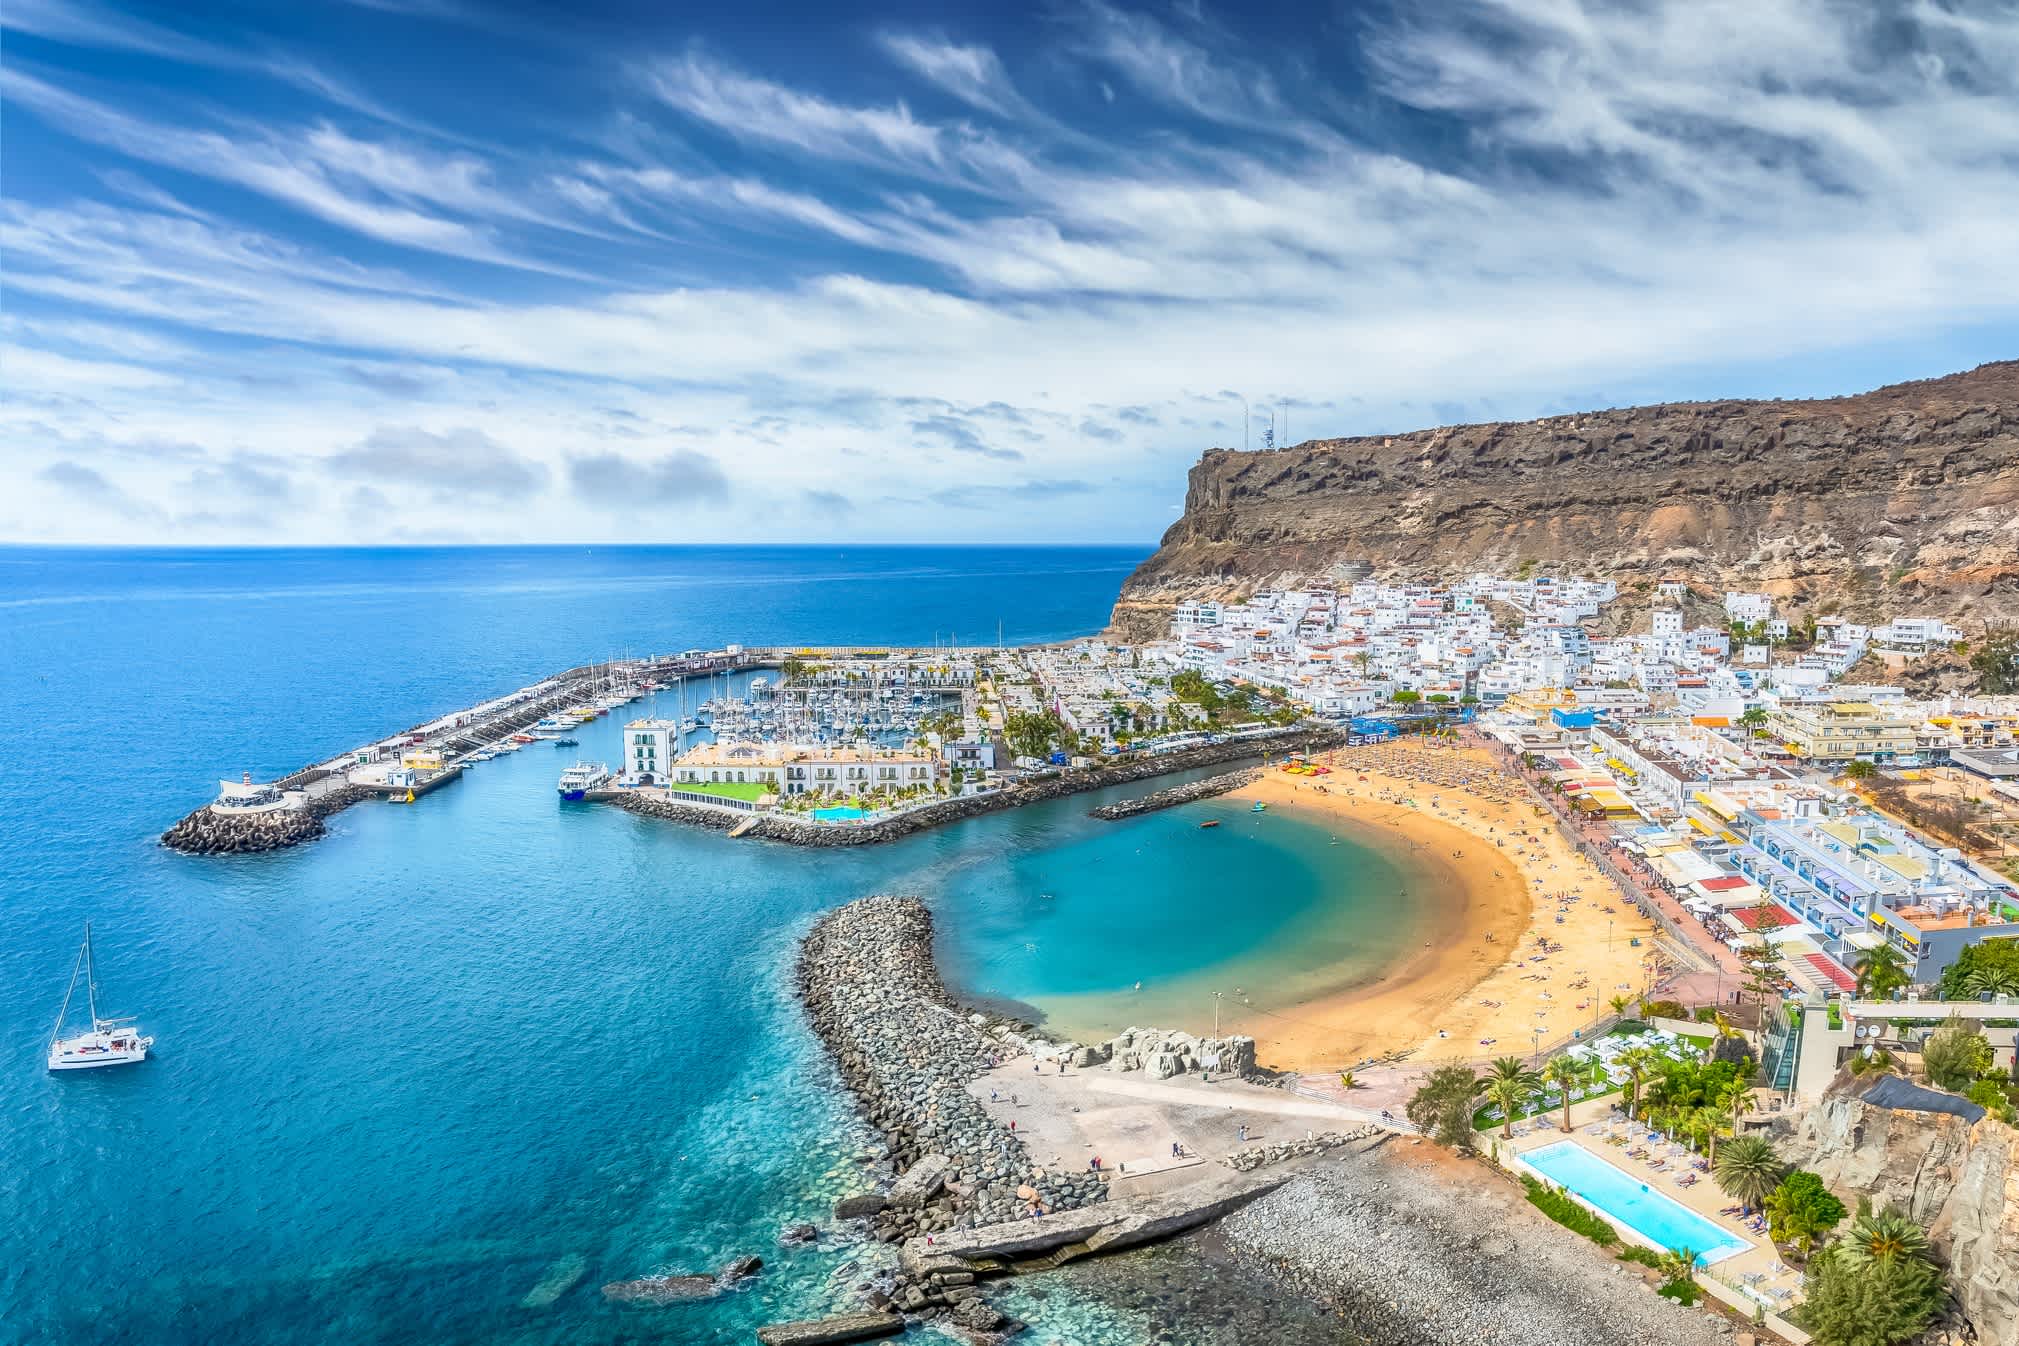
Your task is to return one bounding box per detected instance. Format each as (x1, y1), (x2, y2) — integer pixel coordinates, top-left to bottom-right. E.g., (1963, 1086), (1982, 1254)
(1492, 1096), (1807, 1322)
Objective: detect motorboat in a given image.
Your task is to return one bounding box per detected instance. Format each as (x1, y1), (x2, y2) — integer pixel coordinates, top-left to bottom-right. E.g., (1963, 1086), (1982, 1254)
(557, 762), (612, 800)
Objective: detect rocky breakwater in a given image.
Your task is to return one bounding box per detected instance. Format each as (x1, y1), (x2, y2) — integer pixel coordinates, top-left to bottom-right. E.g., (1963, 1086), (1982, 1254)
(1087, 768), (1259, 821)
(799, 897), (1106, 1241)
(160, 783), (372, 856)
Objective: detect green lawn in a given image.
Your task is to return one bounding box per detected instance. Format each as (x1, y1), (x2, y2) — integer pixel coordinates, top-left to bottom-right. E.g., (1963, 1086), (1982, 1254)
(669, 780), (770, 802)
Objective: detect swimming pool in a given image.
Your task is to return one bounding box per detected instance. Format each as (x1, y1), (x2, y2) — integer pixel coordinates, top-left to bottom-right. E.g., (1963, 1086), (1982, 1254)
(811, 805), (867, 821)
(1520, 1141), (1751, 1265)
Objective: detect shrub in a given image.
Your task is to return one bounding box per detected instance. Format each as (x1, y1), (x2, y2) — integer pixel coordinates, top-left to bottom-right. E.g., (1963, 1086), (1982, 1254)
(1799, 1205), (1946, 1346)
(1616, 1245), (1663, 1268)
(1639, 999), (1688, 1021)
(1520, 1175), (1619, 1247)
(1921, 1017), (1993, 1091)
(1407, 1064), (1482, 1149)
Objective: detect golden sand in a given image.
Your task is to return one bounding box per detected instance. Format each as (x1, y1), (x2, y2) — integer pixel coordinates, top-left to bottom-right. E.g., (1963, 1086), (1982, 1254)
(1224, 741), (1659, 1072)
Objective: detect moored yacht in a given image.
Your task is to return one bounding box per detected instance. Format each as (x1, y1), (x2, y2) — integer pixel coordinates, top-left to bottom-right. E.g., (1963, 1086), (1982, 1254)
(48, 922), (154, 1072)
(556, 761), (611, 800)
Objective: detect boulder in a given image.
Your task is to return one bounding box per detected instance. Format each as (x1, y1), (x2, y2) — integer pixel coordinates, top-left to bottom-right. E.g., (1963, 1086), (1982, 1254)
(778, 1222), (819, 1246)
(601, 1274), (719, 1304)
(890, 1153), (952, 1209)
(833, 1193), (888, 1221)
(1150, 1051), (1186, 1080)
(754, 1311), (906, 1346)
(719, 1255), (763, 1284)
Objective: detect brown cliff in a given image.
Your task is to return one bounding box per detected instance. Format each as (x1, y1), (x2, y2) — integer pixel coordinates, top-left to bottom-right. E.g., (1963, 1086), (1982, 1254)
(1112, 362), (2019, 641)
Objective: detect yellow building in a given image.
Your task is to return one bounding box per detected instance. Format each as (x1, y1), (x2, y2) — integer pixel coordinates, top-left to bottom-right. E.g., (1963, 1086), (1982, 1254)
(1765, 701), (1919, 762)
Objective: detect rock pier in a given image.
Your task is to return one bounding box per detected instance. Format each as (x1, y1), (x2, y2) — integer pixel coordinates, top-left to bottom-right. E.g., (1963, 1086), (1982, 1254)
(797, 896), (1107, 1242)
(158, 784), (371, 856)
(1087, 767), (1259, 820)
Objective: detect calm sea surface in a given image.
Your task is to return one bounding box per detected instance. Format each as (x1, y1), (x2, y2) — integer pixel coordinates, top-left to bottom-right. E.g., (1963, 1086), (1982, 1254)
(0, 546), (1406, 1344)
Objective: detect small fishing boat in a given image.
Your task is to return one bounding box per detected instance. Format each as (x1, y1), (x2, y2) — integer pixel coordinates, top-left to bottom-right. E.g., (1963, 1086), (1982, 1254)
(47, 923), (153, 1072)
(1251, 802), (1268, 812)
(1199, 819), (1222, 829)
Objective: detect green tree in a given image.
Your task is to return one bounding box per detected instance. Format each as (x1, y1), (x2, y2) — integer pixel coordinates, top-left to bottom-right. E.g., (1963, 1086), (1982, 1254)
(1392, 689), (1422, 706)
(1920, 1016), (1993, 1091)
(1543, 1056), (1583, 1133)
(1738, 705), (1769, 738)
(1618, 1045), (1661, 1118)
(1801, 1237), (1945, 1345)
(1851, 943), (1912, 1000)
(1938, 937), (2019, 999)
(1483, 1057), (1541, 1138)
(1833, 1201), (1932, 1272)
(1764, 1170), (1847, 1256)
(1654, 1246), (1701, 1303)
(1004, 710), (1070, 762)
(1969, 628), (2019, 694)
(1966, 1078), (2017, 1123)
(1712, 1134), (1784, 1211)
(1843, 759), (1878, 781)
(1406, 1065), (1482, 1148)
(1738, 926), (1788, 1002)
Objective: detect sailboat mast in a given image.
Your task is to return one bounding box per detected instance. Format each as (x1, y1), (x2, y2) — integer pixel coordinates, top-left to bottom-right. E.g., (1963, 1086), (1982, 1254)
(50, 937), (86, 1048)
(84, 921), (101, 1025)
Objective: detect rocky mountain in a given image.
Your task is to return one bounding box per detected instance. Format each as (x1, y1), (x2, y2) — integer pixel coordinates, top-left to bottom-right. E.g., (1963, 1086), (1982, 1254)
(1783, 1072), (2018, 1345)
(1111, 362), (2019, 641)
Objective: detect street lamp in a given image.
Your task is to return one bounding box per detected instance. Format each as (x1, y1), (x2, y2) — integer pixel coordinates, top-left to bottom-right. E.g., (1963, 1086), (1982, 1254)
(1212, 990), (1224, 1035)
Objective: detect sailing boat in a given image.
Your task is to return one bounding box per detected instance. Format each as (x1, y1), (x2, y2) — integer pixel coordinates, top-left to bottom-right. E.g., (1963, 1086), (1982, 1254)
(48, 922), (154, 1071)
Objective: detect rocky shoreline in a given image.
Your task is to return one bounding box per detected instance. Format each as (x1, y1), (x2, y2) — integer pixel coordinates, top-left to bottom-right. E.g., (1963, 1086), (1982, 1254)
(1223, 1148), (1743, 1346)
(607, 729), (1340, 848)
(1087, 767), (1259, 821)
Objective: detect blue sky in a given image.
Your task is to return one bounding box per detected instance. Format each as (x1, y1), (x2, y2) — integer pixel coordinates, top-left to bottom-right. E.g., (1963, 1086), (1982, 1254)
(5, 0), (2019, 545)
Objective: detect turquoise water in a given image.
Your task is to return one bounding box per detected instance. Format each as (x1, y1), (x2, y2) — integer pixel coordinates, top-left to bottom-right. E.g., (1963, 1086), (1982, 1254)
(1520, 1141), (1751, 1264)
(0, 546), (1407, 1344)
(810, 805), (866, 821)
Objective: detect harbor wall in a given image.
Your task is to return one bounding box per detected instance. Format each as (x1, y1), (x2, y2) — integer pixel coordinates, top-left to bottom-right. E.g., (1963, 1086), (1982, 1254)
(604, 727), (1343, 847)
(1086, 766), (1260, 820)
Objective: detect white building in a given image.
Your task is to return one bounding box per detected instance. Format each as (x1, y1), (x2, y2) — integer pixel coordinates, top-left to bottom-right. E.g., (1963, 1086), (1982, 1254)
(623, 719), (680, 783)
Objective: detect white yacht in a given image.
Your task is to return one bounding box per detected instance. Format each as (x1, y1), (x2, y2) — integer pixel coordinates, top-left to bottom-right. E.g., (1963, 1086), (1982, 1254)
(48, 923), (154, 1072)
(557, 762), (612, 800)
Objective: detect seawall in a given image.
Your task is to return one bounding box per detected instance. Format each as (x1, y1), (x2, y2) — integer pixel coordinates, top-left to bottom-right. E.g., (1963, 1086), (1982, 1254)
(796, 896), (1106, 1242)
(607, 728), (1342, 848)
(1087, 766), (1259, 820)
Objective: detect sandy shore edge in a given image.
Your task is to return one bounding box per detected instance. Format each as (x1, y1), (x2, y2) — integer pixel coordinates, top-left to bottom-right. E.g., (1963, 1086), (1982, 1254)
(1221, 746), (1655, 1072)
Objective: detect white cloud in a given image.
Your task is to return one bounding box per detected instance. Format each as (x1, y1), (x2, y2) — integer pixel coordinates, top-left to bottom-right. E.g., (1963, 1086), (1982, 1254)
(5, 0), (2019, 544)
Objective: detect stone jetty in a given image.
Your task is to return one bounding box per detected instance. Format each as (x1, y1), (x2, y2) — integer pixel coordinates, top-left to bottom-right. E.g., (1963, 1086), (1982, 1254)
(1087, 767), (1259, 820)
(159, 783), (371, 856)
(797, 896), (1107, 1240)
(610, 728), (1340, 848)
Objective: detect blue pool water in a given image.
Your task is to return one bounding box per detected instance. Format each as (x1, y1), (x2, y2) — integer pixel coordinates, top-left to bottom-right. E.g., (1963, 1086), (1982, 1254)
(0, 545), (1424, 1346)
(1521, 1141), (1751, 1264)
(810, 805), (866, 821)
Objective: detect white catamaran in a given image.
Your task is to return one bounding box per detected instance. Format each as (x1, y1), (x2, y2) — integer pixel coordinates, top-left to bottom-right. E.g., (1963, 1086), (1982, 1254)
(47, 922), (154, 1072)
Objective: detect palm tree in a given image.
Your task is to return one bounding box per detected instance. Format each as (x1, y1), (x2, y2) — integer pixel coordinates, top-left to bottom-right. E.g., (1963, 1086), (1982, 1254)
(1964, 965), (2019, 997)
(1688, 1104), (1727, 1166)
(1544, 1057), (1583, 1133)
(1655, 1246), (1700, 1288)
(1738, 706), (1768, 741)
(1852, 944), (1912, 999)
(1713, 1135), (1784, 1212)
(1484, 1057), (1541, 1138)
(1833, 1202), (1932, 1272)
(1608, 993), (1632, 1018)
(1619, 1046), (1659, 1119)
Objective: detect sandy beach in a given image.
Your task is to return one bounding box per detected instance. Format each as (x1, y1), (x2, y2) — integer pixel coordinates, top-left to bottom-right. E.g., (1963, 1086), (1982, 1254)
(1219, 739), (1659, 1072)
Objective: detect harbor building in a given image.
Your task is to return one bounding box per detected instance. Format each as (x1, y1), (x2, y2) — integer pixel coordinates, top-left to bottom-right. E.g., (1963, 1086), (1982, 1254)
(664, 740), (940, 798)
(623, 718), (679, 783)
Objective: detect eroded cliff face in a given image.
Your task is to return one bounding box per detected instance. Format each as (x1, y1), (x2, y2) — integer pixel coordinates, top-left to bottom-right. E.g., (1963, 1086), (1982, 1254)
(1111, 361), (2019, 640)
(1787, 1077), (2019, 1345)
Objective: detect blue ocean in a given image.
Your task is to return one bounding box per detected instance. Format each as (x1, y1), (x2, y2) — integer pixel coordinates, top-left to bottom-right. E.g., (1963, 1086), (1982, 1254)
(0, 546), (1403, 1345)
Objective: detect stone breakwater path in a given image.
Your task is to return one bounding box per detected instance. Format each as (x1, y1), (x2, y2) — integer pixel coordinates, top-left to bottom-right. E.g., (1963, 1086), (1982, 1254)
(608, 729), (1341, 849)
(796, 896), (1106, 1240)
(1087, 767), (1259, 821)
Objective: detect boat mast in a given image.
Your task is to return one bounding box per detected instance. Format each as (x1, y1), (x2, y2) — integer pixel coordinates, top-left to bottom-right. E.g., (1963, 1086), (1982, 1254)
(50, 932), (86, 1047)
(84, 920), (102, 1027)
